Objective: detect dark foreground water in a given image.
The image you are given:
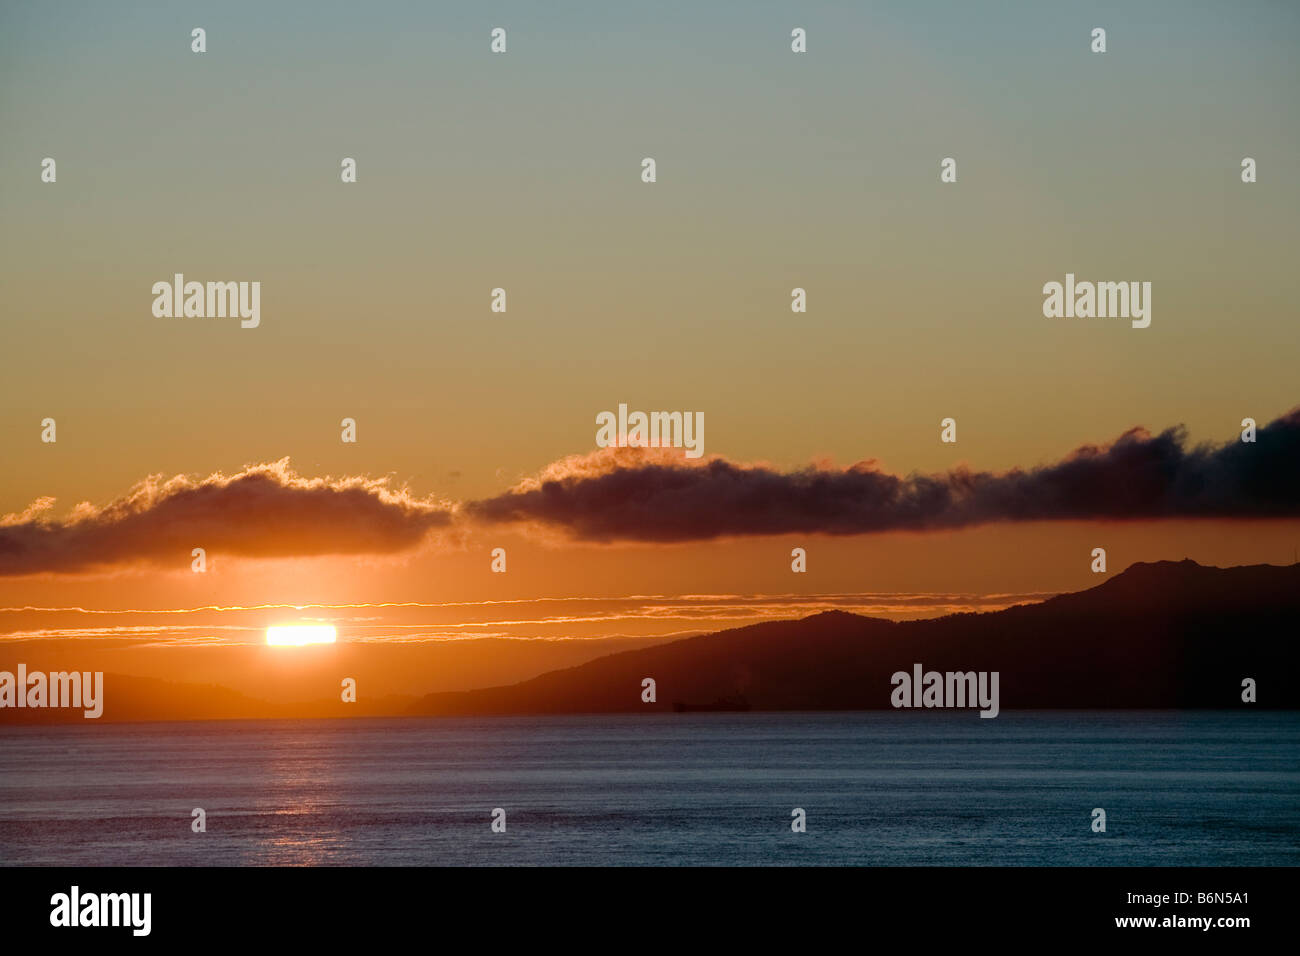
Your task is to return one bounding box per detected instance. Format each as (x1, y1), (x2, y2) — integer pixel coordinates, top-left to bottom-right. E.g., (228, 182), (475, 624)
(1, 711), (1296, 866)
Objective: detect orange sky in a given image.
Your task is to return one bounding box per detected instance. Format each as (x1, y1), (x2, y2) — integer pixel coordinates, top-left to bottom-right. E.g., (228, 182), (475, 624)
(3, 512), (1299, 702)
(2, 2), (1298, 709)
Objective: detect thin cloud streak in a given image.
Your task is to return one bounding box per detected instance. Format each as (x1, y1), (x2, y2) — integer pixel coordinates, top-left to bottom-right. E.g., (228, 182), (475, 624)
(0, 591), (1057, 645)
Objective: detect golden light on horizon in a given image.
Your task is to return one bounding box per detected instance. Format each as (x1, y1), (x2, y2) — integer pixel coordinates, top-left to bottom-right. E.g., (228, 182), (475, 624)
(266, 625), (337, 647)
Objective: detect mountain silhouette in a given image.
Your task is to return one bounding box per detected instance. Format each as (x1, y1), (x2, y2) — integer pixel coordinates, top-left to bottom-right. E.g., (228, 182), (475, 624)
(5, 560), (1294, 724)
(409, 560), (1300, 714)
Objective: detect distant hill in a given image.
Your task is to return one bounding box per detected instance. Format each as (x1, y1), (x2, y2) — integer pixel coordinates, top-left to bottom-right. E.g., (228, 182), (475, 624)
(6, 561), (1295, 724)
(408, 561), (1300, 714)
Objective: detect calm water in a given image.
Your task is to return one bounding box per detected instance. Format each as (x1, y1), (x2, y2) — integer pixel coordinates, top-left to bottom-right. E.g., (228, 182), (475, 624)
(1, 711), (1297, 866)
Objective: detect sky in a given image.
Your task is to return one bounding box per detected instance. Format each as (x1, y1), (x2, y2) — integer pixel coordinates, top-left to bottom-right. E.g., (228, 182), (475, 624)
(1, 1), (1298, 705)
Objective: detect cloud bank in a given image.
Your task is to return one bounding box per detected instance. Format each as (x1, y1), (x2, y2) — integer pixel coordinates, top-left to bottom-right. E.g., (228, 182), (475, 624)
(3, 410), (1296, 573)
(0, 459), (453, 575)
(466, 408), (1300, 541)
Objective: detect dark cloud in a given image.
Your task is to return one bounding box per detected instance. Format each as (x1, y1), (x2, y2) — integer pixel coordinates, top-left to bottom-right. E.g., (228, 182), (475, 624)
(465, 408), (1300, 542)
(0, 460), (453, 575)
(5, 411), (1296, 573)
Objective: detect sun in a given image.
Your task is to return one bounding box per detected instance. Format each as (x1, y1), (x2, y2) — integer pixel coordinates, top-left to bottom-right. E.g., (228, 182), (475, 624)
(266, 624), (337, 646)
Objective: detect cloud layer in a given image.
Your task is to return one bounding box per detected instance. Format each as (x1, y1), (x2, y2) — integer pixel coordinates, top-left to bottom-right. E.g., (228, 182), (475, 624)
(0, 459), (452, 575)
(467, 408), (1300, 541)
(2, 410), (1297, 574)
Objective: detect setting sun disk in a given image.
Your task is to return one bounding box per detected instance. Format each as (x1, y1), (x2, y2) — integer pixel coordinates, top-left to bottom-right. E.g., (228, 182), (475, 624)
(266, 625), (337, 646)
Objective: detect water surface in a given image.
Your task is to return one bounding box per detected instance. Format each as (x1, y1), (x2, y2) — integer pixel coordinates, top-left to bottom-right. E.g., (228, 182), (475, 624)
(1, 711), (1296, 865)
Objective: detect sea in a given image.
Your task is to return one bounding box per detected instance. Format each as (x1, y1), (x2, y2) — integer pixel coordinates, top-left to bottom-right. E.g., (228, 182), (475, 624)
(1, 711), (1296, 866)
